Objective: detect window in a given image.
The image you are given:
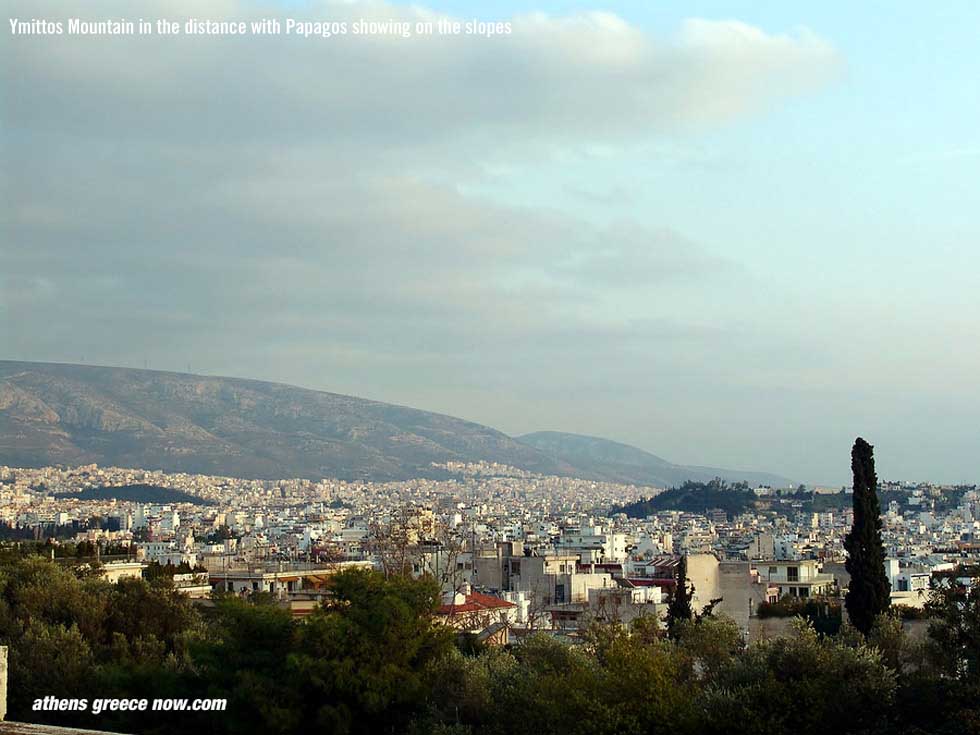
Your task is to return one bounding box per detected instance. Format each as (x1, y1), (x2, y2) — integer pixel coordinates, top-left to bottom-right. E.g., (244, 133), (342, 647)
(787, 566), (799, 582)
(769, 566), (778, 576)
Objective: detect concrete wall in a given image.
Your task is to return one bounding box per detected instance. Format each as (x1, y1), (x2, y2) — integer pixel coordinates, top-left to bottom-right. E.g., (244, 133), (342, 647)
(747, 615), (931, 644)
(686, 554), (721, 612)
(748, 615), (798, 642)
(717, 561), (767, 633)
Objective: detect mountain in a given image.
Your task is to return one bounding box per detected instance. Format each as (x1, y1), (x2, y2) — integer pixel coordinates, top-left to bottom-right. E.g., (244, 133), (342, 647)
(516, 431), (790, 488)
(0, 361), (789, 486)
(0, 361), (571, 481)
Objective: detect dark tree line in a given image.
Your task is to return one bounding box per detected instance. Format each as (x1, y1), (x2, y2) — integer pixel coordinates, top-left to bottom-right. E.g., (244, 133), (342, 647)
(1, 552), (979, 735)
(844, 437), (892, 635)
(613, 479), (755, 520)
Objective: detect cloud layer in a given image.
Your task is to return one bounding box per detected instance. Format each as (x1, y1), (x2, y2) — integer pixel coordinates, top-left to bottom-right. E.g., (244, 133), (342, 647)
(2, 1), (853, 478)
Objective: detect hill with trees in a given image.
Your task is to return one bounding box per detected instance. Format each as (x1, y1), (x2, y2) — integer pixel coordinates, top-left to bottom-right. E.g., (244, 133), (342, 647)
(53, 484), (214, 506)
(611, 479), (757, 520)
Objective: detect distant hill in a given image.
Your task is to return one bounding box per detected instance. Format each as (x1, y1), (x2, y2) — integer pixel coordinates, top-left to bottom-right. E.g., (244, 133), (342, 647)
(517, 431), (790, 488)
(0, 361), (572, 481)
(53, 484), (215, 506)
(611, 479), (759, 520)
(0, 361), (789, 485)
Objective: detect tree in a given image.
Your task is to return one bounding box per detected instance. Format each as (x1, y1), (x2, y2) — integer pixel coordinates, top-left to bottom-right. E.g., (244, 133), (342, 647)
(293, 568), (454, 734)
(369, 507), (425, 579)
(925, 570), (980, 683)
(843, 437), (891, 635)
(667, 556), (693, 637)
(190, 594), (300, 735)
(702, 619), (896, 735)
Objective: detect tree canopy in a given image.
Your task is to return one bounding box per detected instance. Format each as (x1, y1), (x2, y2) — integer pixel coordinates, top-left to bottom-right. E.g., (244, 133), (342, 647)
(612, 479), (755, 519)
(844, 437), (891, 635)
(1, 547), (979, 735)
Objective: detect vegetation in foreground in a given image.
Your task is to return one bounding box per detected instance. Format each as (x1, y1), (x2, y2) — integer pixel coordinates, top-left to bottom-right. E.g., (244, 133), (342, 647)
(1, 553), (979, 735)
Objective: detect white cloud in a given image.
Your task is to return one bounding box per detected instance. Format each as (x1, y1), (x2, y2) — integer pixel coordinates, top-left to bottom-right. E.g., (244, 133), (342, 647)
(2, 0), (846, 469)
(3, 1), (842, 144)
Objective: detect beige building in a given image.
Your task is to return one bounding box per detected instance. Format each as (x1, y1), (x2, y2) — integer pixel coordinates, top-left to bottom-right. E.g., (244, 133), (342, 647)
(758, 559), (835, 599)
(97, 560), (147, 583)
(210, 561), (374, 598)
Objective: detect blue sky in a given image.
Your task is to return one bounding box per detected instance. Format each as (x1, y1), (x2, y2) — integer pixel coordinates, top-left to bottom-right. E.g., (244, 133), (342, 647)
(3, 1), (979, 483)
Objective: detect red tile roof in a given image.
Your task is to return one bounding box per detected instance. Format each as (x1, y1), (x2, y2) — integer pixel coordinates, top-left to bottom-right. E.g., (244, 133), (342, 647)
(436, 590), (516, 616)
(628, 577), (676, 589)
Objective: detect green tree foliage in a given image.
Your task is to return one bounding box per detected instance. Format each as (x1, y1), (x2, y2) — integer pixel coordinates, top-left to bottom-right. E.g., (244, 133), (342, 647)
(844, 437), (891, 635)
(205, 524), (236, 543)
(488, 635), (615, 735)
(925, 572), (980, 683)
(671, 615), (744, 682)
(667, 555), (694, 637)
(422, 629), (696, 735)
(5, 549), (980, 735)
(0, 556), (200, 731)
(613, 478), (754, 519)
(292, 568), (455, 735)
(106, 576), (201, 656)
(705, 620), (897, 735)
(586, 626), (696, 735)
(757, 596), (843, 636)
(190, 594), (300, 734)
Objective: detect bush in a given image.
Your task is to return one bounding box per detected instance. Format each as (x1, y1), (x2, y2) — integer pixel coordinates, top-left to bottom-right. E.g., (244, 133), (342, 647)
(757, 596), (842, 635)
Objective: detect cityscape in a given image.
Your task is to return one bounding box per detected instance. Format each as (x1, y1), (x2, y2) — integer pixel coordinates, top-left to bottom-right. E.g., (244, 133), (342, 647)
(4, 0), (980, 734)
(4, 460), (978, 637)
(0, 448), (978, 733)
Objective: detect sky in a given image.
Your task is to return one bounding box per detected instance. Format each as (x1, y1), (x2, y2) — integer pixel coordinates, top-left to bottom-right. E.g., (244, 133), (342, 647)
(2, 1), (979, 485)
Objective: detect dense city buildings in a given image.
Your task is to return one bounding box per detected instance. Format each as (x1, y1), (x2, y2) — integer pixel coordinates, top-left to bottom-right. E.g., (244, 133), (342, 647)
(3, 462), (976, 643)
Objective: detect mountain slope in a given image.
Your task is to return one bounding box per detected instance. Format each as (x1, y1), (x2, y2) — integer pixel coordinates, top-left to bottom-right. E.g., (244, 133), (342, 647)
(517, 431), (790, 488)
(0, 361), (572, 481)
(0, 361), (789, 486)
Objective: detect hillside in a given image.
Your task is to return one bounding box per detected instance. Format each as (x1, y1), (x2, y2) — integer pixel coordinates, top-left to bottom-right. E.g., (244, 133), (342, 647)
(0, 361), (571, 481)
(0, 361), (788, 485)
(517, 431), (790, 488)
(53, 484), (216, 506)
(611, 479), (759, 520)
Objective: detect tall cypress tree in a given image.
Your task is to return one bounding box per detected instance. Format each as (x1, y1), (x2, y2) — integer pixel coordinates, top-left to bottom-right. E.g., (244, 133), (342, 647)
(843, 437), (891, 635)
(667, 555), (693, 636)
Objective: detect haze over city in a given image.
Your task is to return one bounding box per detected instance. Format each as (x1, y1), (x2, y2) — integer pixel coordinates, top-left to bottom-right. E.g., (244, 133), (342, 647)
(3, 0), (979, 485)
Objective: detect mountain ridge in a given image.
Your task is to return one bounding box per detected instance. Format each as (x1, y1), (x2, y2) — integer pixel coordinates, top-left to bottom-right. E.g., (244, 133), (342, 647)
(516, 430), (789, 488)
(0, 360), (789, 487)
